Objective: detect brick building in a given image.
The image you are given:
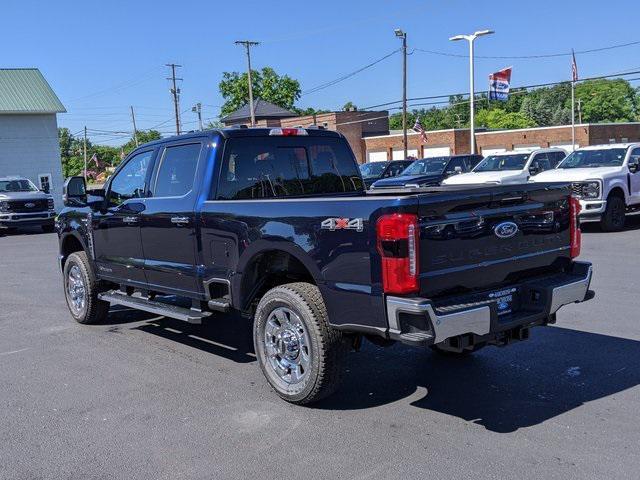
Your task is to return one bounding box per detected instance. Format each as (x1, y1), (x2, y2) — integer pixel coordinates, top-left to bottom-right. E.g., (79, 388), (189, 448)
(363, 122), (640, 162)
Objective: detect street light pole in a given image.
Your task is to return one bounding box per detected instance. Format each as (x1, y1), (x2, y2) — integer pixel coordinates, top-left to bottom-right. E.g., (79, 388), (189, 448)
(395, 29), (408, 159)
(450, 29), (494, 155)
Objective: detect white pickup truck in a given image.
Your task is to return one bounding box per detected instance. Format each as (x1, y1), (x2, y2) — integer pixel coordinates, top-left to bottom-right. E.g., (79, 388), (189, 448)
(442, 148), (567, 186)
(532, 143), (640, 231)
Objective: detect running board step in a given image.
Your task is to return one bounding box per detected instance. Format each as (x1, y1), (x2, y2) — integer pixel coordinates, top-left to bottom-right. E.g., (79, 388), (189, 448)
(207, 298), (230, 312)
(388, 331), (434, 347)
(98, 292), (212, 324)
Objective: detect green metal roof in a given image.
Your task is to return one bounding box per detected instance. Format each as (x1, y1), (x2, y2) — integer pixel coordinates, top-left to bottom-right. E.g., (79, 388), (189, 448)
(0, 69), (66, 114)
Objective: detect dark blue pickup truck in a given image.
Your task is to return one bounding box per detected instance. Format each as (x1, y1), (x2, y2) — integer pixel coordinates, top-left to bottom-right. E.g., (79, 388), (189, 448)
(57, 127), (594, 404)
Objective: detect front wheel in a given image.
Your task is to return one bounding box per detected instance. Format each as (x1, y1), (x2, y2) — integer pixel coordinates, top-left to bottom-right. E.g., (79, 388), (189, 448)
(601, 195), (626, 232)
(63, 251), (109, 324)
(253, 282), (348, 405)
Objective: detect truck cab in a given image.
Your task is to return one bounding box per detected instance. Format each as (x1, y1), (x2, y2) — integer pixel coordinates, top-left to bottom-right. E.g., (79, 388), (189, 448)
(532, 143), (640, 231)
(443, 148), (566, 186)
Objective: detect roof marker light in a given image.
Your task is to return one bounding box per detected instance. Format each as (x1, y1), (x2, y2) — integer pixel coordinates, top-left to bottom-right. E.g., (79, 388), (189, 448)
(269, 128), (308, 136)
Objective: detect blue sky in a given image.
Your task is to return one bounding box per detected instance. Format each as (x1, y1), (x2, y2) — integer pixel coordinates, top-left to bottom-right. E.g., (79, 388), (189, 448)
(3, 0), (639, 145)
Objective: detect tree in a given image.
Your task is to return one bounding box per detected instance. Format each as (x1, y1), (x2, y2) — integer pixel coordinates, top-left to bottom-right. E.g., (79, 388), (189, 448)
(574, 79), (639, 123)
(219, 67), (301, 116)
(121, 129), (161, 156)
(342, 101), (358, 111)
(519, 83), (572, 127)
(476, 108), (536, 129)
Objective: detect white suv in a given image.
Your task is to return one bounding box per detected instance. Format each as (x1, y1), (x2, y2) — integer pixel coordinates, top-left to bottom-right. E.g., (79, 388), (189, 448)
(442, 148), (567, 186)
(532, 143), (640, 231)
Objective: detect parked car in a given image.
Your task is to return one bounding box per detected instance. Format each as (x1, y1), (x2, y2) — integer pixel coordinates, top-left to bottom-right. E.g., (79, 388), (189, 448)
(0, 176), (56, 233)
(359, 159), (414, 188)
(371, 154), (483, 189)
(443, 148), (567, 186)
(532, 143), (640, 231)
(57, 127), (593, 405)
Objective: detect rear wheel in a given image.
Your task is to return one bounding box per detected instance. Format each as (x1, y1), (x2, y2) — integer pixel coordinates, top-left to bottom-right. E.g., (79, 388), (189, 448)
(601, 195), (626, 232)
(253, 282), (348, 405)
(63, 251), (109, 324)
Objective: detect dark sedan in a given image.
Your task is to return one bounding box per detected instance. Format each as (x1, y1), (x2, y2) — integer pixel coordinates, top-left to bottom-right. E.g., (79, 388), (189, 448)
(360, 160), (414, 188)
(370, 154), (483, 189)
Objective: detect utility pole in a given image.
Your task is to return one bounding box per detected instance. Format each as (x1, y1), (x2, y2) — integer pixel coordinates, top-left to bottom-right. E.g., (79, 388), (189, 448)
(235, 40), (260, 126)
(394, 29), (408, 159)
(192, 103), (203, 131)
(130, 106), (139, 147)
(166, 63), (183, 135)
(83, 126), (88, 180)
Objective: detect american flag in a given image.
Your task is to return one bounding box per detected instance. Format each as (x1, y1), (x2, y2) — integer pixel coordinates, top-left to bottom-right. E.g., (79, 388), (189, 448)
(571, 49), (578, 82)
(412, 118), (428, 143)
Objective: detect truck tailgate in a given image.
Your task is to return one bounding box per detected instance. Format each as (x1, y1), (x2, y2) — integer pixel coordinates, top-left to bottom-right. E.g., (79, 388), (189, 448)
(417, 183), (572, 297)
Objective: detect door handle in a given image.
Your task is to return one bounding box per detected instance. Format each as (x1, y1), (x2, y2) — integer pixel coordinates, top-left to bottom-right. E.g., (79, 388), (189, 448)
(123, 216), (139, 224)
(171, 216), (190, 226)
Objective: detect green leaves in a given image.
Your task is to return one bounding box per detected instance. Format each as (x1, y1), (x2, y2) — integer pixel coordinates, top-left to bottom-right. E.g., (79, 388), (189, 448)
(219, 67), (302, 117)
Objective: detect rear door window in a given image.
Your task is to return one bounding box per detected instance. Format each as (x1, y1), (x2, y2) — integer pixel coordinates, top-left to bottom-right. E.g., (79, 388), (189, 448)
(152, 143), (202, 198)
(216, 136), (363, 199)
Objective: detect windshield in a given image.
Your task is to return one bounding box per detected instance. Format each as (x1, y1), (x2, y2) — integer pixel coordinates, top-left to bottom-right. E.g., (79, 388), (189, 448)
(401, 157), (449, 176)
(473, 154), (530, 172)
(0, 179), (39, 193)
(359, 162), (387, 179)
(557, 148), (627, 169)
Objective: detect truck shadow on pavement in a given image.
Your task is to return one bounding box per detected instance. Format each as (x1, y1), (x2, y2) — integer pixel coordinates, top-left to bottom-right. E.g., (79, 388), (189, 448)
(104, 309), (640, 433)
(581, 213), (640, 233)
(318, 326), (640, 433)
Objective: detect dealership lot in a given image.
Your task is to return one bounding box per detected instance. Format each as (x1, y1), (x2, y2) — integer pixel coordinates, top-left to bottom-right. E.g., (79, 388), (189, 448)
(1, 221), (639, 479)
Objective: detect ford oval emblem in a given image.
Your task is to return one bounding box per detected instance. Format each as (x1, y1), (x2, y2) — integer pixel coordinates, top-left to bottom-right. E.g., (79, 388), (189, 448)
(24, 202), (35, 208)
(494, 221), (518, 239)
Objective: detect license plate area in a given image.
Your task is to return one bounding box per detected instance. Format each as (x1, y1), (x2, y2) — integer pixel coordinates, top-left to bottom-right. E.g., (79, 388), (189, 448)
(488, 287), (518, 316)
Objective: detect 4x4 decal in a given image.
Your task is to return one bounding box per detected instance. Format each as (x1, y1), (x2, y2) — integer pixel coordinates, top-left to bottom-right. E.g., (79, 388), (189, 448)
(321, 217), (364, 232)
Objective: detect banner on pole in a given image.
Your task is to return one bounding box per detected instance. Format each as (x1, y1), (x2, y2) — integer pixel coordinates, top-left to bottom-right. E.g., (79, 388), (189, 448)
(489, 67), (512, 101)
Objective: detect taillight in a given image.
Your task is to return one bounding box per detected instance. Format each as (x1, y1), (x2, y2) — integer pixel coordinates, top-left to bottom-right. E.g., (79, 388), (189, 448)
(269, 128), (308, 136)
(569, 195), (581, 258)
(376, 213), (419, 294)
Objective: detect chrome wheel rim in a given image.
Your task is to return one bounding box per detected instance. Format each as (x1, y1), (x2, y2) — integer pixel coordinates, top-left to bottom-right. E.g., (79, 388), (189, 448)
(67, 265), (86, 315)
(263, 307), (311, 385)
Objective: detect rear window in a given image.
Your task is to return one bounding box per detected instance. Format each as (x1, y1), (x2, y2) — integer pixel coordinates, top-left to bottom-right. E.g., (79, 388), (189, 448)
(216, 137), (363, 199)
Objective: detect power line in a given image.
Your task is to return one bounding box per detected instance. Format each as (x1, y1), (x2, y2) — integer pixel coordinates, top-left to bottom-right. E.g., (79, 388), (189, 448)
(413, 39), (640, 60)
(302, 49), (400, 96)
(361, 68), (640, 110)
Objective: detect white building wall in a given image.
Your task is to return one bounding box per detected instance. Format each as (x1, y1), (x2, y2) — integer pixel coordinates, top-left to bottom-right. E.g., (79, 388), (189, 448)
(0, 114), (64, 210)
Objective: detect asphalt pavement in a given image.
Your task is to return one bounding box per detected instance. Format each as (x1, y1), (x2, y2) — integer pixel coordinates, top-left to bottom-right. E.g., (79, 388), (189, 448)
(1, 219), (639, 479)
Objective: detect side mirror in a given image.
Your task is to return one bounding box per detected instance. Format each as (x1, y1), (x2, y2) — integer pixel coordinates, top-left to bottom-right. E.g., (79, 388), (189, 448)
(529, 165), (540, 176)
(63, 176), (87, 206)
(629, 157), (640, 173)
(454, 166), (463, 174)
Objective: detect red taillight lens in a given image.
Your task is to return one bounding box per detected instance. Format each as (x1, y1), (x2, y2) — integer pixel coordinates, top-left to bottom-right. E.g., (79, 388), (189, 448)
(570, 195), (581, 258)
(376, 213), (419, 294)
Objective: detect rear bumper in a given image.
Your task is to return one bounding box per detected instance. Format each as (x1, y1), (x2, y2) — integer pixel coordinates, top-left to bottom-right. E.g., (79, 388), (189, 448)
(0, 211), (55, 228)
(385, 261), (593, 347)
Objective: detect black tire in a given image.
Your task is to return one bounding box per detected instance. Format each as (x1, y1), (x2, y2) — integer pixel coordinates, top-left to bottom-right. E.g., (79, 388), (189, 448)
(253, 282), (348, 405)
(63, 251), (109, 324)
(430, 342), (486, 357)
(42, 224), (56, 233)
(601, 195), (626, 232)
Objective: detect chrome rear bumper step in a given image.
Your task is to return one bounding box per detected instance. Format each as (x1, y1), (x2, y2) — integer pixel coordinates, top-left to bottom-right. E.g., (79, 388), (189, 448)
(98, 291), (212, 324)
